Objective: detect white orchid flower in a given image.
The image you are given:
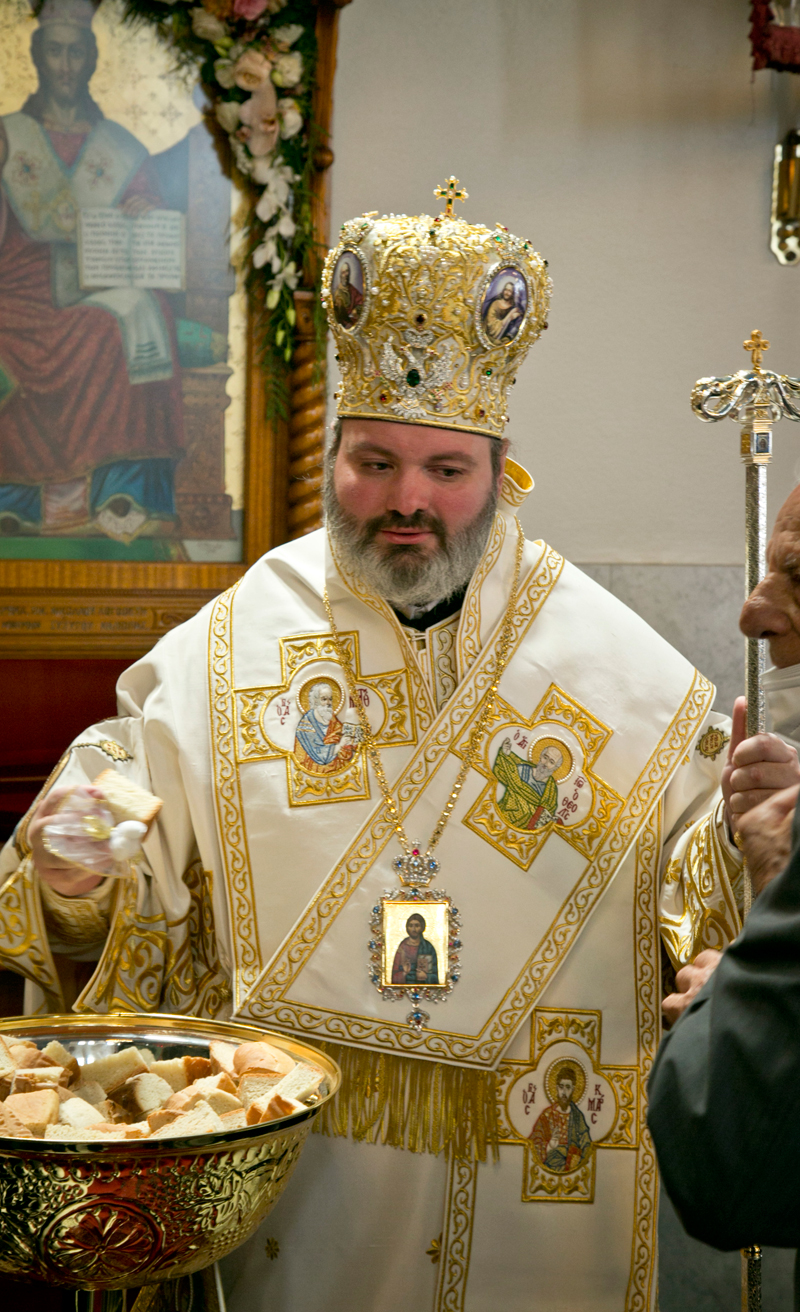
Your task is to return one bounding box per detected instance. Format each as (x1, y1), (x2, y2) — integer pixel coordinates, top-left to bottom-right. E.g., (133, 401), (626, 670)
(278, 97), (302, 139)
(271, 51), (303, 87)
(275, 211), (296, 239)
(271, 23), (303, 48)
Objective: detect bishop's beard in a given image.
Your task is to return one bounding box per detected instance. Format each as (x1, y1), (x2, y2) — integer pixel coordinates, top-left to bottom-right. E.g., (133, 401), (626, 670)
(323, 464), (499, 611)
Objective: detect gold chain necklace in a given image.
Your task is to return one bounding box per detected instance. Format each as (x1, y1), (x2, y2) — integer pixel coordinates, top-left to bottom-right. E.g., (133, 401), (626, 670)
(323, 518), (525, 888)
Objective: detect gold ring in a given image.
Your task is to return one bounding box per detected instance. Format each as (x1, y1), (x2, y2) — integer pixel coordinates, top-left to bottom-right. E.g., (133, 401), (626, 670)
(733, 830), (745, 851)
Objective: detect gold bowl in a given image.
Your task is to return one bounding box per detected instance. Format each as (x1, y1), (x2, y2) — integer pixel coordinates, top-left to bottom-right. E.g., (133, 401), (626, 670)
(0, 1013), (340, 1290)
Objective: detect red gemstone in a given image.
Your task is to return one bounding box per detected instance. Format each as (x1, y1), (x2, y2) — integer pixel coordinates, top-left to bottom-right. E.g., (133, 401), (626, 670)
(412, 849), (419, 856)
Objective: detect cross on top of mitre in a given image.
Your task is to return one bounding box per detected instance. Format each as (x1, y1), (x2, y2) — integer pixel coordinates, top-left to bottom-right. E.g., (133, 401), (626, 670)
(744, 329), (770, 371)
(434, 176), (468, 218)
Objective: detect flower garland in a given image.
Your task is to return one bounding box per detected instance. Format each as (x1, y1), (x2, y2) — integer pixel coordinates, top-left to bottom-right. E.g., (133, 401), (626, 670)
(90, 0), (323, 414)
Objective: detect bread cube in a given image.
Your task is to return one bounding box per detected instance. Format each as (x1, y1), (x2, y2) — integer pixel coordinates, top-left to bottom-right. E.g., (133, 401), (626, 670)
(245, 1093), (306, 1126)
(58, 1098), (106, 1130)
(233, 1042), (294, 1078)
(148, 1058), (189, 1093)
(120, 1072), (174, 1117)
(209, 1041), (238, 1080)
(85, 1047), (148, 1093)
(149, 1101), (224, 1139)
(6, 1088), (60, 1135)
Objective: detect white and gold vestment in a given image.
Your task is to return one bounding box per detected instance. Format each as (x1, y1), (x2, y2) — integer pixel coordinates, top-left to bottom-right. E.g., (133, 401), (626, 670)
(0, 458), (741, 1312)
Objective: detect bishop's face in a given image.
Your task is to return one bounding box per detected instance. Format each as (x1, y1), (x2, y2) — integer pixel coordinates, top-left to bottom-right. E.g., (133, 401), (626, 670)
(740, 485), (800, 667)
(40, 23), (91, 108)
(333, 419), (502, 562)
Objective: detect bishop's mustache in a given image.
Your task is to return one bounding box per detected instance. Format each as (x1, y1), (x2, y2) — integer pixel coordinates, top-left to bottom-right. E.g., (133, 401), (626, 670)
(362, 511), (447, 548)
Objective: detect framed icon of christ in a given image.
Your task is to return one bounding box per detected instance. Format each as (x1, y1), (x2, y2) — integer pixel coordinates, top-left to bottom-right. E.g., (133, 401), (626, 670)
(0, 0), (341, 659)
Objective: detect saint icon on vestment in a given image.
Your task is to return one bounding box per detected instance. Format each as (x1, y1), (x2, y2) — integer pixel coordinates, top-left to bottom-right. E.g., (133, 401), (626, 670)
(390, 912), (439, 985)
(479, 266), (527, 344)
(529, 1059), (592, 1174)
(492, 734), (571, 830)
(332, 250), (365, 329)
(293, 678), (362, 776)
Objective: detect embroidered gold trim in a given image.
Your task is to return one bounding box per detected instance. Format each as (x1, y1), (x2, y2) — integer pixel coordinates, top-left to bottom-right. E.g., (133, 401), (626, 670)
(0, 856), (62, 1005)
(457, 513), (506, 674)
(434, 1154), (479, 1312)
(624, 805), (662, 1312)
(208, 579), (263, 1009)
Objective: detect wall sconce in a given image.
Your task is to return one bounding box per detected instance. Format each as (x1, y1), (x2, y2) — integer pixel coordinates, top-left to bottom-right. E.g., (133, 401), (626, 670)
(771, 129), (800, 263)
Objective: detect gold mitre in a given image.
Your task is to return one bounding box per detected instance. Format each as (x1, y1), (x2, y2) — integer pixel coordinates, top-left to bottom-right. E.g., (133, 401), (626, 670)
(321, 177), (551, 440)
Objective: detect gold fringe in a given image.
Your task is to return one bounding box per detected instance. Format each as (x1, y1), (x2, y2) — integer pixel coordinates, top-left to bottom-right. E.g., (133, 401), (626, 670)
(312, 1042), (500, 1162)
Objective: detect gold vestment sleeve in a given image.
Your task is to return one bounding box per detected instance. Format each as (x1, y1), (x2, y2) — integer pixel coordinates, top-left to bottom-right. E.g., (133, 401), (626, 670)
(0, 856), (64, 1010)
(658, 798), (743, 969)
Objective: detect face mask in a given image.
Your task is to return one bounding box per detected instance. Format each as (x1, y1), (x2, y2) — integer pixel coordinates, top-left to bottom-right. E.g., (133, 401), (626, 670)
(762, 662), (800, 746)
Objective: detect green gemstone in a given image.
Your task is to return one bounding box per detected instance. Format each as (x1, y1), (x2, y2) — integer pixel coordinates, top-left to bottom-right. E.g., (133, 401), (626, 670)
(406, 368), (421, 388)
(485, 368), (492, 376)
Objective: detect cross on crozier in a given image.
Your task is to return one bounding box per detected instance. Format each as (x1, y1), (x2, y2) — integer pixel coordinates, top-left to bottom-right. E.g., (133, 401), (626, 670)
(434, 176), (468, 218)
(744, 329), (770, 372)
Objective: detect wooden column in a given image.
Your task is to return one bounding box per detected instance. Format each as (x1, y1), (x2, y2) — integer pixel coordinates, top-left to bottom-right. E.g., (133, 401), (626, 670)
(287, 289), (326, 538)
(282, 0), (351, 539)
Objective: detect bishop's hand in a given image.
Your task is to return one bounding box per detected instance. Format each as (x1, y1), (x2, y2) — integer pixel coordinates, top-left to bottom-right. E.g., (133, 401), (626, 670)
(28, 787), (106, 897)
(722, 697), (800, 838)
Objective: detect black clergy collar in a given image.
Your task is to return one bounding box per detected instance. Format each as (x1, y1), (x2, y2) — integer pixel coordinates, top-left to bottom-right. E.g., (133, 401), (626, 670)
(391, 586), (467, 633)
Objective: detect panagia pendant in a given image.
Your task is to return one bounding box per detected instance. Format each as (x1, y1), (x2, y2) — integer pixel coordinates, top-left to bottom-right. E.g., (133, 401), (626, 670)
(368, 887), (462, 1032)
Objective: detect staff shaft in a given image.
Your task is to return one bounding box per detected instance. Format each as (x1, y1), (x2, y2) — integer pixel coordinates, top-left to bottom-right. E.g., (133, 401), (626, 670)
(744, 462), (767, 739)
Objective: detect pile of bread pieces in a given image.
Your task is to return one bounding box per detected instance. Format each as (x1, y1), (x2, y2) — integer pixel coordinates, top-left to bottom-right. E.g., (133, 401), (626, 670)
(0, 1035), (326, 1142)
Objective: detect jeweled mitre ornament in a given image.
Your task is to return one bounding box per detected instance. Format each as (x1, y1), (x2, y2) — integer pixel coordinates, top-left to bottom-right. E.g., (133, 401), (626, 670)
(322, 176), (551, 439)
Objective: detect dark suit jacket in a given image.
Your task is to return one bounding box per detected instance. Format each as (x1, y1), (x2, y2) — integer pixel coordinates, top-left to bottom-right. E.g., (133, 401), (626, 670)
(648, 805), (800, 1251)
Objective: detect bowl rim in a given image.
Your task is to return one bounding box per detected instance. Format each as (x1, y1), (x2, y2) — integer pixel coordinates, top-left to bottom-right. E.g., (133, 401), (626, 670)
(0, 1011), (341, 1155)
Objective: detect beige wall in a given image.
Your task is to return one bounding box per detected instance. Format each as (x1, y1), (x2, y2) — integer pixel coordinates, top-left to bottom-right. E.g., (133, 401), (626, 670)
(329, 0), (800, 564)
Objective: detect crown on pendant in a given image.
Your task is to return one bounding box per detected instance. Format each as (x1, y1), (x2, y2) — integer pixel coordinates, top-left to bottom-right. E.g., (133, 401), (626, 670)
(321, 178), (551, 440)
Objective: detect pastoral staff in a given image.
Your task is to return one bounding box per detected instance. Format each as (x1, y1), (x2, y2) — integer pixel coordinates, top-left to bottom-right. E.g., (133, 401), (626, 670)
(1, 179), (796, 1312)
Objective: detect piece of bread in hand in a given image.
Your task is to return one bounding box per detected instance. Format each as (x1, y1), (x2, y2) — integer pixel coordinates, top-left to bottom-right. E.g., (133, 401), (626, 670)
(6, 1088), (60, 1135)
(85, 1046), (148, 1093)
(149, 1101), (224, 1139)
(92, 769), (162, 835)
(245, 1093), (306, 1126)
(233, 1042), (294, 1078)
(119, 1072), (174, 1117)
